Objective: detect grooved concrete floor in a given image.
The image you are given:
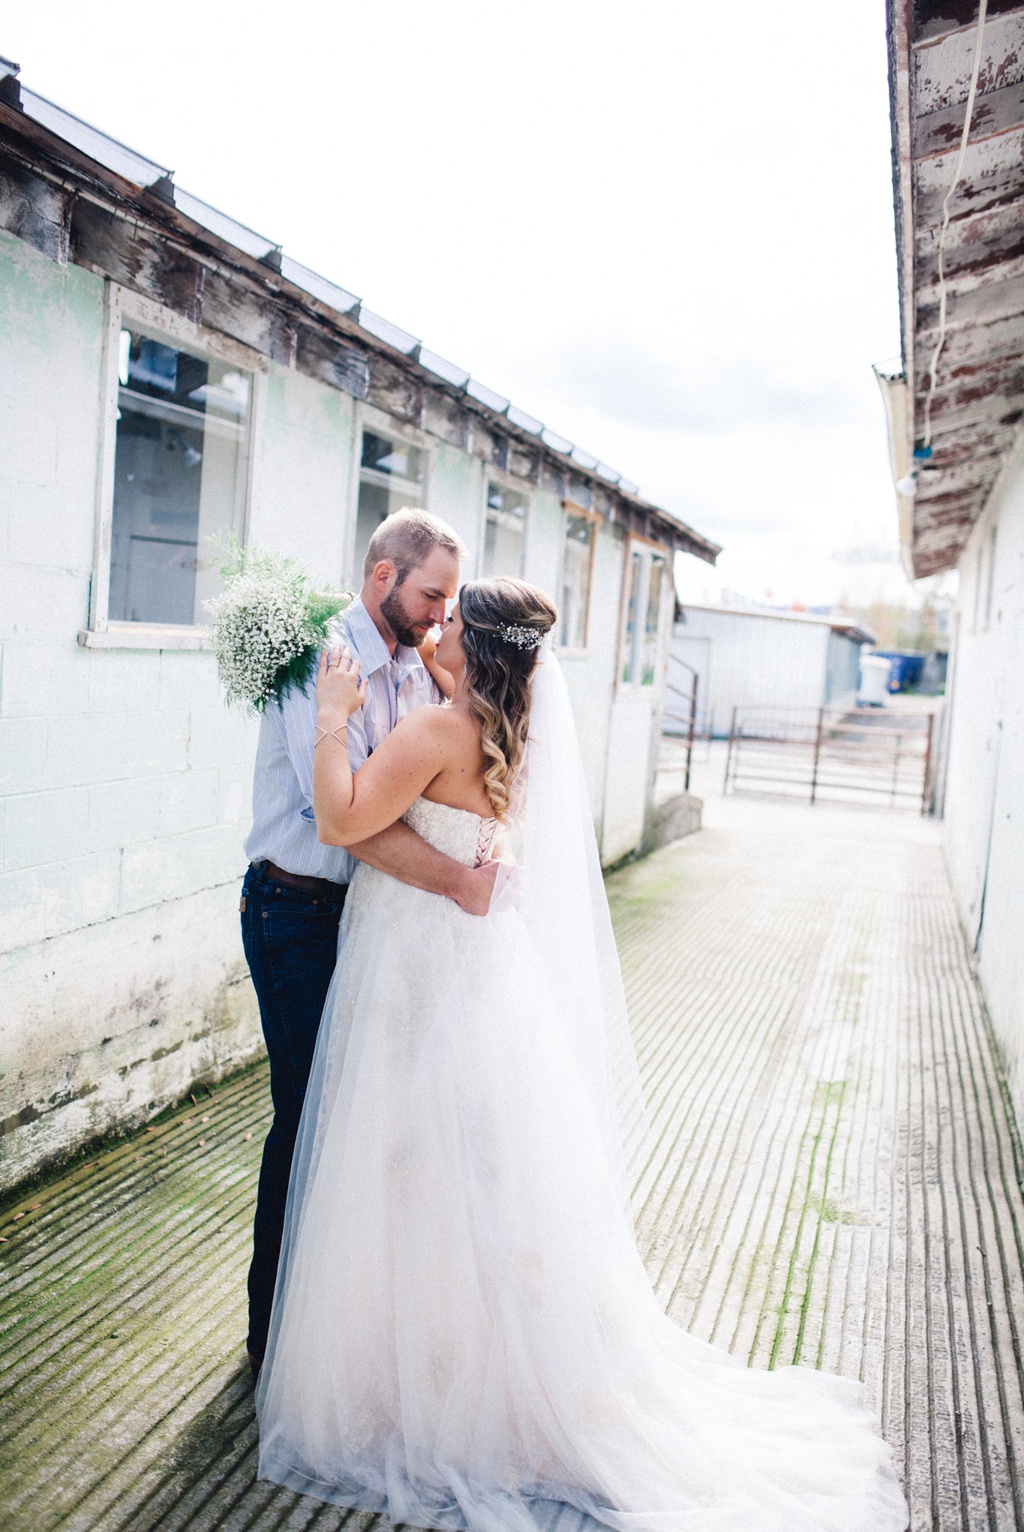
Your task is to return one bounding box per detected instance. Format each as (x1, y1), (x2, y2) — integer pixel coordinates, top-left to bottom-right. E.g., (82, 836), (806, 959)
(3, 789), (1024, 1531)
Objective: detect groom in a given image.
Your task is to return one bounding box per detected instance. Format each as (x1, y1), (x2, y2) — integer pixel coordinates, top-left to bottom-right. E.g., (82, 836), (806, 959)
(240, 509), (495, 1375)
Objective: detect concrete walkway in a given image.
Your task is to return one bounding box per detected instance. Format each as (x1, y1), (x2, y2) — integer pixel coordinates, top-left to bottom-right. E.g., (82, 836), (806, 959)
(3, 783), (1024, 1531)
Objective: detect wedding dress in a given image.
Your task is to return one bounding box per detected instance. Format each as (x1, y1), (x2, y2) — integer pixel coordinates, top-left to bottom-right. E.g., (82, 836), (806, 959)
(256, 654), (909, 1532)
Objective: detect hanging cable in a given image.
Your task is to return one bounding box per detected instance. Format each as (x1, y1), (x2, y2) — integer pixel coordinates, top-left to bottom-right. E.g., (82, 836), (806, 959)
(921, 0), (989, 449)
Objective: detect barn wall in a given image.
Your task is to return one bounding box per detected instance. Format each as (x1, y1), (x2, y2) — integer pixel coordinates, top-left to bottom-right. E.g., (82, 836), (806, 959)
(942, 435), (1024, 1128)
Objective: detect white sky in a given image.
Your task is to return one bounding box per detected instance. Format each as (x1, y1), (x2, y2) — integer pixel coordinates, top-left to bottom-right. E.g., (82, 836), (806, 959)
(5, 0), (922, 609)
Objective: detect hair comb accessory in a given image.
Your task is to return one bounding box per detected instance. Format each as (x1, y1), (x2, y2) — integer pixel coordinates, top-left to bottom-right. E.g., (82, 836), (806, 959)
(497, 622), (544, 651)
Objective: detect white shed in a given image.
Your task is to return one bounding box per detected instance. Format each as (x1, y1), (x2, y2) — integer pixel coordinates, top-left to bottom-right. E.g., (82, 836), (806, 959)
(664, 604), (873, 739)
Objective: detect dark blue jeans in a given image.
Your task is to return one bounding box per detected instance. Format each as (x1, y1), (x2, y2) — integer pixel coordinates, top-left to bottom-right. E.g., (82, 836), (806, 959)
(240, 860), (347, 1361)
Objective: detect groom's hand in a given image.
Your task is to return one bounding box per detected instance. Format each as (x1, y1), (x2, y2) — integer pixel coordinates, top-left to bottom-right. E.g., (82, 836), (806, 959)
(453, 860), (499, 917)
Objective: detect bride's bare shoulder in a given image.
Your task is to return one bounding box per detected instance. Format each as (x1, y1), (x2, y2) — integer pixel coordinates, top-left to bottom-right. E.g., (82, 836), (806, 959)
(392, 701), (478, 751)
(410, 701), (484, 763)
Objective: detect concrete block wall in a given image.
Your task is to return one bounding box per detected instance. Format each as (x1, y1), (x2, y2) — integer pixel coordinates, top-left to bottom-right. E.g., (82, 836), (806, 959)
(0, 235), (262, 1191)
(0, 640), (261, 1188)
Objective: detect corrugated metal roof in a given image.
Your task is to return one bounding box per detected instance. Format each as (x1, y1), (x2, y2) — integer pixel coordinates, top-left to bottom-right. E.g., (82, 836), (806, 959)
(357, 308), (420, 356)
(419, 348), (470, 389)
(170, 187), (279, 264)
(21, 87), (169, 191)
(465, 377), (510, 414)
(541, 427), (573, 454)
(506, 403), (544, 436)
(277, 256), (359, 318)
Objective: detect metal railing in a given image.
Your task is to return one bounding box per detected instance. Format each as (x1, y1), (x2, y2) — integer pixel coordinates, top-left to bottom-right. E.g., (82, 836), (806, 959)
(723, 705), (936, 813)
(662, 661), (699, 792)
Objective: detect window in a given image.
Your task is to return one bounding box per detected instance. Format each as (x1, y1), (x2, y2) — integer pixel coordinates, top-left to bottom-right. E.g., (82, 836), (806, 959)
(641, 555), (666, 684)
(558, 511), (595, 650)
(619, 544), (668, 687)
(355, 429), (425, 574)
(482, 481), (528, 577)
(108, 326), (252, 626)
(621, 549), (644, 683)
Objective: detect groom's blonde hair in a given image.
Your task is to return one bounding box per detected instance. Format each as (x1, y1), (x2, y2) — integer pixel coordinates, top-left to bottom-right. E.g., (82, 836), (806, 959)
(363, 509), (465, 582)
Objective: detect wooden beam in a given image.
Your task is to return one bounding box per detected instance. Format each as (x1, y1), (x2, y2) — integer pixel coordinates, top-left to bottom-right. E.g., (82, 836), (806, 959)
(915, 271), (1024, 331)
(912, 76), (1024, 158)
(0, 154), (70, 264)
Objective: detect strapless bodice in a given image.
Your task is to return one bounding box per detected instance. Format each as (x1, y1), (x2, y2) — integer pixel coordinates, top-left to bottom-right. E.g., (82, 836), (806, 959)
(402, 796), (497, 868)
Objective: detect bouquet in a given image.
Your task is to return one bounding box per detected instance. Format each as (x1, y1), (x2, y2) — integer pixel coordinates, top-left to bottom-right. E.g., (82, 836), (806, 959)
(204, 537), (353, 713)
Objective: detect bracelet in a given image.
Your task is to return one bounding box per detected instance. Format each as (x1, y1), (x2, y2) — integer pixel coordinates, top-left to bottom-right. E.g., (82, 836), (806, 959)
(314, 724), (349, 749)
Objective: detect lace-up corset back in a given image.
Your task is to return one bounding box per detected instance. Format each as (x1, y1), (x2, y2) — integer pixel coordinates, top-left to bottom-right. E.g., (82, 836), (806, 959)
(402, 796), (497, 868)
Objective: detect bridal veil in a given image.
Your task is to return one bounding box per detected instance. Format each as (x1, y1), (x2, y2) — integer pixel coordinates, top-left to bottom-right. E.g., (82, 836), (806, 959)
(491, 643), (649, 1200)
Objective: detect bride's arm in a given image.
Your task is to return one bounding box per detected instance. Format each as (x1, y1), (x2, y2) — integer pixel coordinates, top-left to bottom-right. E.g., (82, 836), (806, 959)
(416, 628), (456, 700)
(345, 822), (497, 914)
(313, 646), (450, 846)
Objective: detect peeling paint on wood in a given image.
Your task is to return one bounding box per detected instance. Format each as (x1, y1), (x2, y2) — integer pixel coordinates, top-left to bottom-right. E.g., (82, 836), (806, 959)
(891, 2), (1024, 575)
(0, 157), (69, 265)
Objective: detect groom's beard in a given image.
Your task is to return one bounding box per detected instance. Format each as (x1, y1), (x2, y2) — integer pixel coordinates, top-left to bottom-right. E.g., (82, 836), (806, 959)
(380, 583), (427, 650)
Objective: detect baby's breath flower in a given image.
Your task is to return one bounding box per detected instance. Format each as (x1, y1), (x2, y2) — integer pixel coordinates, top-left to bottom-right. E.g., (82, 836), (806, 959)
(204, 538), (352, 713)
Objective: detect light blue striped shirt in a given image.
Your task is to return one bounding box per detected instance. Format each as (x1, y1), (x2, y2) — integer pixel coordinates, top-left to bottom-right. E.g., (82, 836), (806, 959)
(244, 598), (442, 883)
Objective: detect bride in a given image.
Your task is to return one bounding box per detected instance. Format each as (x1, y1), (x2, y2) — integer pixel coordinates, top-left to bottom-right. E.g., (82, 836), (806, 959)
(255, 577), (909, 1532)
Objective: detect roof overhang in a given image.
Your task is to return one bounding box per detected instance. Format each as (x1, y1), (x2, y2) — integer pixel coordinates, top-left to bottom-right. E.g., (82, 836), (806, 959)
(0, 62), (721, 567)
(679, 602), (875, 644)
(884, 1), (1024, 577)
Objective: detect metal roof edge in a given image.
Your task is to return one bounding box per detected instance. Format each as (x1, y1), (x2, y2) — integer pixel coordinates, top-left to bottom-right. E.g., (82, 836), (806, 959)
(680, 601), (867, 632)
(830, 620), (877, 646)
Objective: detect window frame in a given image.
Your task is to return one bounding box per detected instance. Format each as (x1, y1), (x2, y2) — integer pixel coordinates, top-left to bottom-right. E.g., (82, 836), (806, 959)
(615, 534), (672, 691)
(478, 471), (531, 581)
(555, 502), (600, 657)
(79, 282), (266, 651)
(347, 403), (432, 585)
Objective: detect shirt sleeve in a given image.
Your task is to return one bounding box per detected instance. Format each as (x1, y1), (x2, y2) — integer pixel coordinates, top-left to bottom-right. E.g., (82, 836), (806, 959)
(278, 668), (371, 823)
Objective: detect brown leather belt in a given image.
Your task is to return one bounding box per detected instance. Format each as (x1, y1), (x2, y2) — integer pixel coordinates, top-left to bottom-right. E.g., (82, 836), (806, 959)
(258, 860), (347, 897)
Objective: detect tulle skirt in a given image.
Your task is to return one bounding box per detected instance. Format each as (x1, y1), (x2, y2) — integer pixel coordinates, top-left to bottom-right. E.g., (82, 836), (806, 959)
(256, 855), (909, 1532)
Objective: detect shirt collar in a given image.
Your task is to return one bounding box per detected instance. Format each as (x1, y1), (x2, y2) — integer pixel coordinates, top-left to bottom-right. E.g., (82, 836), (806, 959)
(343, 597), (424, 681)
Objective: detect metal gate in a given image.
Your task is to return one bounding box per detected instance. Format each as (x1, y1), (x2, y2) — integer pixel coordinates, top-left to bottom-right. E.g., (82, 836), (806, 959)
(723, 705), (936, 812)
(661, 660), (700, 792)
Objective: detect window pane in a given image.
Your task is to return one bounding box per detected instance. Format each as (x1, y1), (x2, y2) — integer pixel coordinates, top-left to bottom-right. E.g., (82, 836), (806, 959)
(355, 430), (426, 577)
(486, 482), (527, 519)
(559, 514), (593, 650)
(354, 479), (423, 578)
(641, 556), (665, 685)
(360, 430), (423, 483)
(482, 482), (527, 577)
(483, 516), (524, 577)
(621, 550), (643, 684)
(108, 329), (250, 625)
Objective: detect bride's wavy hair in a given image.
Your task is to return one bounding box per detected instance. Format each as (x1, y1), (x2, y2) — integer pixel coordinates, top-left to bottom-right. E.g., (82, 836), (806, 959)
(458, 578), (558, 822)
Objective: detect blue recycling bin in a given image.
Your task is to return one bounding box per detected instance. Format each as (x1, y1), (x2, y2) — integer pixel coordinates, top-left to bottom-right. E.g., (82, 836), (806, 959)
(873, 651), (925, 693)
